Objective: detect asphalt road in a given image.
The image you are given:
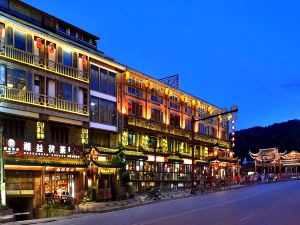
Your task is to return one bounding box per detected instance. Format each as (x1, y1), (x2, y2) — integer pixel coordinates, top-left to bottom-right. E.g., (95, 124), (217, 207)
(39, 180), (300, 225)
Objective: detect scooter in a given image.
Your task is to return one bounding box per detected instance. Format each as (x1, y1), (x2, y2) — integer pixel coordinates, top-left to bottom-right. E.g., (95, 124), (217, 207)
(147, 189), (162, 200)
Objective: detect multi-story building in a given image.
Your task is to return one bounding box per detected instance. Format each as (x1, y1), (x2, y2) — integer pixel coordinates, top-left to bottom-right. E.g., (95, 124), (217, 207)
(118, 69), (238, 193)
(0, 0), (125, 218)
(0, 0), (239, 218)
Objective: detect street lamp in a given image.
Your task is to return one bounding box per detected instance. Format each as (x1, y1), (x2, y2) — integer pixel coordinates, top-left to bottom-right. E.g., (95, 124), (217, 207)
(190, 106), (238, 194)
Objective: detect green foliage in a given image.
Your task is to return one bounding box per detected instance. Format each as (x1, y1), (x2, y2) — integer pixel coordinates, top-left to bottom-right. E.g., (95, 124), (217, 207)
(0, 204), (9, 210)
(42, 204), (59, 210)
(235, 119), (300, 160)
(119, 171), (130, 186)
(111, 154), (126, 169)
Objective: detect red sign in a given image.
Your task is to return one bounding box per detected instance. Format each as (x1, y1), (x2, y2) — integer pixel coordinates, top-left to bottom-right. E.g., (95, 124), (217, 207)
(3, 138), (82, 159)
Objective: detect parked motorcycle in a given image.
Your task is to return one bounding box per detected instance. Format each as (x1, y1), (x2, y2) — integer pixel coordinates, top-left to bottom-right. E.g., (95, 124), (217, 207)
(147, 189), (162, 200)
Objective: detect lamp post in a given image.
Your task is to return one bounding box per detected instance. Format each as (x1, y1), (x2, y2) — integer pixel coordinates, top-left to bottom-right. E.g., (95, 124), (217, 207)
(190, 107), (238, 194)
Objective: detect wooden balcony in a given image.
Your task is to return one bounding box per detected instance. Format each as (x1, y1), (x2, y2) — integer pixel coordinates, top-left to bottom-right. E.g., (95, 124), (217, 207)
(0, 45), (88, 83)
(0, 85), (88, 116)
(127, 115), (229, 146)
(207, 151), (237, 163)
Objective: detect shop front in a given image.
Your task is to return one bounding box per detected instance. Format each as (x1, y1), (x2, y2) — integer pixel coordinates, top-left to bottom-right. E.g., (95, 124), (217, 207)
(3, 138), (85, 218)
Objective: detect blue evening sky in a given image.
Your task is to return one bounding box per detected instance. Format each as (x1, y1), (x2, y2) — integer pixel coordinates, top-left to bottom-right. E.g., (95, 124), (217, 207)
(23, 0), (300, 130)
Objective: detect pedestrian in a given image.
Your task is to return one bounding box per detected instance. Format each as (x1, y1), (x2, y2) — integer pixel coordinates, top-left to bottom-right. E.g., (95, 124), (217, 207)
(53, 190), (60, 204)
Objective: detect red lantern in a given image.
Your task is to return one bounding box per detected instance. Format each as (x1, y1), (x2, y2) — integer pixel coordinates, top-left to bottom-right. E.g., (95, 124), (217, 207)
(36, 38), (42, 49)
(82, 55), (87, 65)
(0, 25), (2, 38)
(48, 43), (54, 54)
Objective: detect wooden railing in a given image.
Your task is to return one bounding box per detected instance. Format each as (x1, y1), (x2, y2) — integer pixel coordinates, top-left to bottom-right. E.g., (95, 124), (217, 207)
(0, 85), (88, 116)
(127, 115), (228, 146)
(1, 45), (88, 82)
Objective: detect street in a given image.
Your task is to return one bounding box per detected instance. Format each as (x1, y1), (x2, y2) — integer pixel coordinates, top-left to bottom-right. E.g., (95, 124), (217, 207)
(38, 180), (300, 225)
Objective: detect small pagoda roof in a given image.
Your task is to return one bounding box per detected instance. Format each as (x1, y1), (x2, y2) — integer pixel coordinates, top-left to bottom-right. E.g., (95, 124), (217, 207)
(249, 147), (286, 160)
(282, 151), (300, 160)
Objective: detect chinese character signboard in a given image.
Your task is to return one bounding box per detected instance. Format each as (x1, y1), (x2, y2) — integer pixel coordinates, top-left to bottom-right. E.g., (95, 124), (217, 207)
(3, 138), (82, 159)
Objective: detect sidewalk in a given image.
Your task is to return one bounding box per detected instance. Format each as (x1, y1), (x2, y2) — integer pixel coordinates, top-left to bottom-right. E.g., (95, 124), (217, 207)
(3, 184), (245, 225)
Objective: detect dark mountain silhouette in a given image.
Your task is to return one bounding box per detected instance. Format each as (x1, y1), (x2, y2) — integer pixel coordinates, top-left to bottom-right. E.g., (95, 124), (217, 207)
(234, 119), (300, 161)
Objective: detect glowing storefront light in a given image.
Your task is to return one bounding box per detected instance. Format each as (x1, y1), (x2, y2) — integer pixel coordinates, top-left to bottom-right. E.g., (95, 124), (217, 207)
(4, 139), (81, 158)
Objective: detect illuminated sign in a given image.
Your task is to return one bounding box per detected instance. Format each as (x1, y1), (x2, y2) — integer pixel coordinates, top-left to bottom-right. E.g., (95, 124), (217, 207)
(4, 139), (19, 155)
(98, 168), (116, 174)
(146, 155), (166, 163)
(183, 158), (192, 165)
(3, 139), (81, 158)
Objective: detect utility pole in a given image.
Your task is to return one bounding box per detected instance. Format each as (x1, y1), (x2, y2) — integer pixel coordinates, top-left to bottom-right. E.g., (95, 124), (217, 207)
(190, 108), (238, 194)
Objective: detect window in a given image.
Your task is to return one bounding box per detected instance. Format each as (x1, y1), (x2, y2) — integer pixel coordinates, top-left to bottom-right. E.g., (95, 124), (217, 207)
(100, 99), (108, 124)
(198, 112), (203, 118)
(128, 101), (142, 116)
(128, 76), (142, 88)
(0, 64), (6, 85)
(90, 65), (99, 91)
(170, 113), (180, 127)
(148, 137), (157, 149)
(151, 86), (163, 95)
(128, 86), (143, 98)
(185, 102), (191, 108)
(222, 131), (228, 140)
(167, 140), (173, 152)
(107, 101), (116, 125)
(185, 107), (192, 115)
(50, 126), (69, 145)
(128, 133), (136, 146)
(7, 26), (13, 45)
(199, 124), (206, 134)
(212, 127), (218, 137)
(198, 106), (205, 118)
(70, 30), (76, 38)
(26, 34), (32, 52)
(57, 47), (63, 64)
(3, 119), (25, 139)
(100, 68), (116, 96)
(151, 95), (163, 104)
(185, 119), (192, 130)
(73, 52), (78, 68)
(107, 71), (116, 96)
(63, 49), (72, 67)
(14, 29), (26, 51)
(199, 106), (205, 112)
(90, 97), (116, 126)
(58, 23), (67, 33)
(7, 67), (32, 91)
(83, 35), (89, 43)
(90, 96), (99, 122)
(57, 82), (72, 101)
(170, 95), (179, 102)
(170, 102), (180, 110)
(151, 108), (163, 122)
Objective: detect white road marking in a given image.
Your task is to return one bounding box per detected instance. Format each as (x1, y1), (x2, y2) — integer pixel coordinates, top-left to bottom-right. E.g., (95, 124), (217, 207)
(238, 215), (253, 223)
(272, 202), (278, 207)
(288, 195), (294, 198)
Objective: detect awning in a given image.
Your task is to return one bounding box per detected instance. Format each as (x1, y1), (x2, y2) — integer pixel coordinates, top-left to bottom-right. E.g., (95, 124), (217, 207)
(121, 150), (148, 160)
